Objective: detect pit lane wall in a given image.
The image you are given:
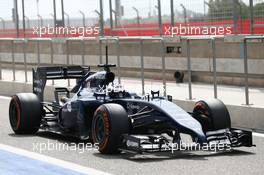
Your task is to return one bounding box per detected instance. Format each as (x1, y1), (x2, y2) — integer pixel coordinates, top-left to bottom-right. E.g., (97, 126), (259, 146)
(0, 36), (264, 86)
(0, 80), (263, 133)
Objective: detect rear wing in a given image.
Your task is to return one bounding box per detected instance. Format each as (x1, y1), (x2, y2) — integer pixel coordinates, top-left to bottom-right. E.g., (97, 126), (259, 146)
(33, 66), (90, 101)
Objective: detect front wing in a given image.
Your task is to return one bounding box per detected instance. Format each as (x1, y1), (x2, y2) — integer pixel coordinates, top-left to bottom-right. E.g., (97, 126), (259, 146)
(120, 128), (254, 154)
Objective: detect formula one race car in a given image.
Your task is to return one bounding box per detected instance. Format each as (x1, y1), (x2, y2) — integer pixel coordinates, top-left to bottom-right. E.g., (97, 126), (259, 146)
(9, 48), (253, 154)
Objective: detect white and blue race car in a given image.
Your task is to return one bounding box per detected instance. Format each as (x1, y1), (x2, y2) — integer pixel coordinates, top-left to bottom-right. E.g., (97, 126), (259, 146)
(9, 49), (253, 154)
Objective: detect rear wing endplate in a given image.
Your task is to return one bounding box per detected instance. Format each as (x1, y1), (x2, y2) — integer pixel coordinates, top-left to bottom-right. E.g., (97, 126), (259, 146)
(33, 66), (90, 101)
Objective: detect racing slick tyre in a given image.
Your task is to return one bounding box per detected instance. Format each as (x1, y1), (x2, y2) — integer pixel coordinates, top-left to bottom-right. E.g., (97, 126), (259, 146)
(193, 99), (231, 132)
(92, 104), (130, 154)
(9, 93), (42, 134)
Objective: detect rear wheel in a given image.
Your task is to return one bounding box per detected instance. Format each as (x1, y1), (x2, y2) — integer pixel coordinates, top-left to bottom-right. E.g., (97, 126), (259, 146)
(193, 99), (231, 132)
(9, 93), (42, 134)
(92, 104), (129, 154)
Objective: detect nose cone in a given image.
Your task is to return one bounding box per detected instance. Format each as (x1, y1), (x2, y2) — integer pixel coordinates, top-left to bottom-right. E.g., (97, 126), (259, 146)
(150, 99), (207, 143)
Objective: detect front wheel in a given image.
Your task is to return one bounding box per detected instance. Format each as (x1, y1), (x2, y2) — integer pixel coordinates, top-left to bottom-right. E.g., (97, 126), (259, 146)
(92, 104), (130, 154)
(9, 93), (42, 134)
(193, 99), (231, 132)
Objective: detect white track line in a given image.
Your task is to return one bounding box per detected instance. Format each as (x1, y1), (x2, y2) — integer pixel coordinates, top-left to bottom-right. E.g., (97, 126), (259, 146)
(0, 143), (111, 175)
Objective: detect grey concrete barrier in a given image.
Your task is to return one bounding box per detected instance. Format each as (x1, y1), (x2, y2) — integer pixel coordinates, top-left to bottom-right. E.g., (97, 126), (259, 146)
(0, 80), (55, 101)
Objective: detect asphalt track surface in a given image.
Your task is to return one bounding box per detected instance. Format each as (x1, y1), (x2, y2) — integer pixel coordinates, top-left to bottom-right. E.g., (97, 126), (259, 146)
(0, 96), (264, 175)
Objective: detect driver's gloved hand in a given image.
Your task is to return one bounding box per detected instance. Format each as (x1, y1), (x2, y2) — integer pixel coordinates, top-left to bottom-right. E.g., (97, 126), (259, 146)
(61, 97), (69, 103)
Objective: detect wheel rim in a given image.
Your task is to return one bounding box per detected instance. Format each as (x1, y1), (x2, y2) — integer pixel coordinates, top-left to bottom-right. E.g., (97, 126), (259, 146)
(94, 114), (105, 143)
(193, 102), (212, 132)
(194, 102), (209, 116)
(10, 100), (20, 130)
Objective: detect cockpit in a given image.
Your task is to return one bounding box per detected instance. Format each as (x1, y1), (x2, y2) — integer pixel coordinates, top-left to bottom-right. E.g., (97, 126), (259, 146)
(80, 71), (131, 99)
(88, 72), (115, 88)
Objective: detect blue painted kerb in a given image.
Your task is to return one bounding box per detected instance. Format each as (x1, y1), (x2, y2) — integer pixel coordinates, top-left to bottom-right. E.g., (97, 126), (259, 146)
(0, 150), (87, 175)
